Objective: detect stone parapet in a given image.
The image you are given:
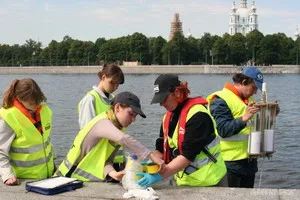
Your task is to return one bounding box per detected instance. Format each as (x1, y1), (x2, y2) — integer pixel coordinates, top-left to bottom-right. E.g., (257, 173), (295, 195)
(0, 180), (299, 200)
(0, 65), (299, 74)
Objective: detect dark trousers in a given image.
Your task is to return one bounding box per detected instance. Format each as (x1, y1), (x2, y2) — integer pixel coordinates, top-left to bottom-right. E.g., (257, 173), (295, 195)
(227, 168), (255, 188)
(225, 158), (257, 188)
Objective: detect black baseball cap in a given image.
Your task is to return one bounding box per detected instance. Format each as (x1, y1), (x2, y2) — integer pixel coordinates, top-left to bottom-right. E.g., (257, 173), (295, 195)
(113, 91), (146, 118)
(151, 74), (181, 104)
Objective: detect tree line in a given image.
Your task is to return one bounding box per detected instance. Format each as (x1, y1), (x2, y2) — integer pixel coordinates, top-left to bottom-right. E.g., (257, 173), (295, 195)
(1, 30), (300, 67)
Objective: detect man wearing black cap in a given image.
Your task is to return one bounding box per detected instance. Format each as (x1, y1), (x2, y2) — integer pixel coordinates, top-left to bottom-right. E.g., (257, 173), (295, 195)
(207, 66), (263, 188)
(136, 74), (227, 188)
(55, 91), (164, 183)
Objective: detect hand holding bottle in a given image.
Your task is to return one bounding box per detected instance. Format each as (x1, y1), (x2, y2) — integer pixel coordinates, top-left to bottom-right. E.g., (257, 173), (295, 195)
(149, 152), (165, 172)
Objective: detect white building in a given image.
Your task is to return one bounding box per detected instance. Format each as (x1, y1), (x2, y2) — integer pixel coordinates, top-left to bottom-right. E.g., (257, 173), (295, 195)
(295, 26), (300, 39)
(229, 0), (258, 35)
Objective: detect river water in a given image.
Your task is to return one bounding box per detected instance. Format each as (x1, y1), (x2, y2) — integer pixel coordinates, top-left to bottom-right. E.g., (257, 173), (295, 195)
(0, 73), (299, 189)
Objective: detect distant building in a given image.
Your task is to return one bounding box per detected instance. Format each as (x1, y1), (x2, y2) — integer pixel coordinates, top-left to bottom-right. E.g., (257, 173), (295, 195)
(229, 0), (258, 35)
(169, 13), (183, 40)
(187, 29), (192, 38)
(295, 26), (300, 39)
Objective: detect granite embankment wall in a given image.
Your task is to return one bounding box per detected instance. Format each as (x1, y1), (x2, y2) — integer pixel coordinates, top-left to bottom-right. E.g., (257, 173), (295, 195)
(0, 65), (299, 74)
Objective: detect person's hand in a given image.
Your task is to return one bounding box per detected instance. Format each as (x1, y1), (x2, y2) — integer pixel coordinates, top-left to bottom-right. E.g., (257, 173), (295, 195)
(4, 177), (19, 186)
(242, 102), (260, 122)
(149, 152), (165, 172)
(108, 170), (125, 181)
(275, 101), (280, 115)
(136, 172), (163, 188)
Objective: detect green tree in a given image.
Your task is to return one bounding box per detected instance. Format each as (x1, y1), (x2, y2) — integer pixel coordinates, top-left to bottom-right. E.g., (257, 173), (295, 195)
(227, 33), (247, 65)
(258, 34), (281, 65)
(212, 37), (228, 64)
(185, 36), (201, 64)
(129, 32), (149, 64)
(149, 36), (166, 65)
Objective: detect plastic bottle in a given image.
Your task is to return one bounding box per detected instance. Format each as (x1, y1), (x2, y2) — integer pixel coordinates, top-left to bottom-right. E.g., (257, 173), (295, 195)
(122, 154), (143, 190)
(261, 82), (267, 102)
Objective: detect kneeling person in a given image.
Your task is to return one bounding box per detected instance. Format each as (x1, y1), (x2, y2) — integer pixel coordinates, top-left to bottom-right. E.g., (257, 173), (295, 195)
(55, 91), (164, 182)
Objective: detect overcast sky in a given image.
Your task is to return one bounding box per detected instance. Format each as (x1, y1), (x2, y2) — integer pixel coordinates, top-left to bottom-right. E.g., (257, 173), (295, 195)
(1, 0), (299, 47)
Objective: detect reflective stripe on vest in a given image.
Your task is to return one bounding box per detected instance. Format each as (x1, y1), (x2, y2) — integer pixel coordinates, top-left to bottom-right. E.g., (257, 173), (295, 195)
(10, 138), (51, 153)
(11, 151), (53, 168)
(207, 88), (254, 161)
(191, 152), (221, 168)
(220, 134), (248, 141)
(73, 168), (101, 182)
(190, 137), (220, 168)
(62, 157), (102, 181)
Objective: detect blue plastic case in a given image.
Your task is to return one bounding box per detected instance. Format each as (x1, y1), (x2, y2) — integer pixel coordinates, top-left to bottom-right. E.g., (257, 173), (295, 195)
(25, 177), (83, 195)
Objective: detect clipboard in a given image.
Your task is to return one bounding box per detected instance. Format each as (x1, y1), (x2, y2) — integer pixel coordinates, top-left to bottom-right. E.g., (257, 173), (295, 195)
(25, 176), (83, 195)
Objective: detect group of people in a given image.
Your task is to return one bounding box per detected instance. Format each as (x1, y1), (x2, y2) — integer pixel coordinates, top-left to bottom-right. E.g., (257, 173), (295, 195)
(0, 64), (271, 189)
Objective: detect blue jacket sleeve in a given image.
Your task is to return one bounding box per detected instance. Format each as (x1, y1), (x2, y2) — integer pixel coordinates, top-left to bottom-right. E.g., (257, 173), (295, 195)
(209, 97), (246, 138)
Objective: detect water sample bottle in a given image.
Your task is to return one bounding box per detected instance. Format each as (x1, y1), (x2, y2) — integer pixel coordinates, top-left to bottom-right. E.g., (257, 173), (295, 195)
(261, 82), (267, 102)
(122, 154), (143, 190)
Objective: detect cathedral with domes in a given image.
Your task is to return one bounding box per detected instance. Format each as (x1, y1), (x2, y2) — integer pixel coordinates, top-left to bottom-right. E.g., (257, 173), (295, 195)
(229, 0), (258, 35)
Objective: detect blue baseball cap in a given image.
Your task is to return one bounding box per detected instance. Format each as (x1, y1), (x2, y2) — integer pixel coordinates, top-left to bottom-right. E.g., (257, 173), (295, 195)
(242, 66), (263, 90)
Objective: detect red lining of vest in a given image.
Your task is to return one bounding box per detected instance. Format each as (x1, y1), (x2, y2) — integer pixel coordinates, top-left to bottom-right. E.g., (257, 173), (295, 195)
(163, 97), (207, 163)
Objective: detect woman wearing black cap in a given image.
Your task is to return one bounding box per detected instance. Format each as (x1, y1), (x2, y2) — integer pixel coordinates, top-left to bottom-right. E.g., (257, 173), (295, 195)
(55, 91), (164, 182)
(136, 74), (227, 188)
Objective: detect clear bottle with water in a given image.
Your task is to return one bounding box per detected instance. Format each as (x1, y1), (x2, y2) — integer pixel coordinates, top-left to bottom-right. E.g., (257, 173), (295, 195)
(122, 154), (143, 190)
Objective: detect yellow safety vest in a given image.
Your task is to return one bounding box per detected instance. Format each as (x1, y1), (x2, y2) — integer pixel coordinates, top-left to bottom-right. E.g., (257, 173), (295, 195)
(207, 88), (254, 161)
(55, 112), (125, 181)
(163, 104), (227, 186)
(78, 89), (124, 164)
(0, 105), (54, 179)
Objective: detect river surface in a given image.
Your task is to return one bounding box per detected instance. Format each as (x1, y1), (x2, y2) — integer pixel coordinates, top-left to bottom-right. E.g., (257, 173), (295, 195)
(0, 73), (299, 189)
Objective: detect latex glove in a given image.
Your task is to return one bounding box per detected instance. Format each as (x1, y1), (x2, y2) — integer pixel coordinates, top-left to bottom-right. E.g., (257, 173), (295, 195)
(136, 172), (163, 188)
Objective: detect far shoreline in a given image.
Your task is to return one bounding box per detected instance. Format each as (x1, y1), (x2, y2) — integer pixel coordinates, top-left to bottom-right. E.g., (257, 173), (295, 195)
(0, 65), (299, 74)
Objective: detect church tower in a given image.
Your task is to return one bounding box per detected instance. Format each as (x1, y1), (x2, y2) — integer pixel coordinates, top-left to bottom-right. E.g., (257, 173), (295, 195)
(169, 13), (183, 40)
(229, 0), (259, 35)
(229, 1), (238, 35)
(249, 1), (258, 32)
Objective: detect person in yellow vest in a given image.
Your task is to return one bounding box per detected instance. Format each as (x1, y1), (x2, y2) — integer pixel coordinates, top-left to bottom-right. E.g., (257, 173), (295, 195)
(136, 74), (227, 188)
(78, 64), (125, 181)
(0, 78), (55, 186)
(55, 91), (164, 182)
(207, 66), (263, 188)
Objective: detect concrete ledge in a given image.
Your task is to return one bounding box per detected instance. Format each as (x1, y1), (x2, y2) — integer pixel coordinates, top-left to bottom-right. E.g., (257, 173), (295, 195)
(0, 180), (299, 200)
(0, 65), (299, 74)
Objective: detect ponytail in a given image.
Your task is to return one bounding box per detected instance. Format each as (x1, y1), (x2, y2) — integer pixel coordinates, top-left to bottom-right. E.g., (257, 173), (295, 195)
(2, 79), (19, 108)
(174, 82), (190, 104)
